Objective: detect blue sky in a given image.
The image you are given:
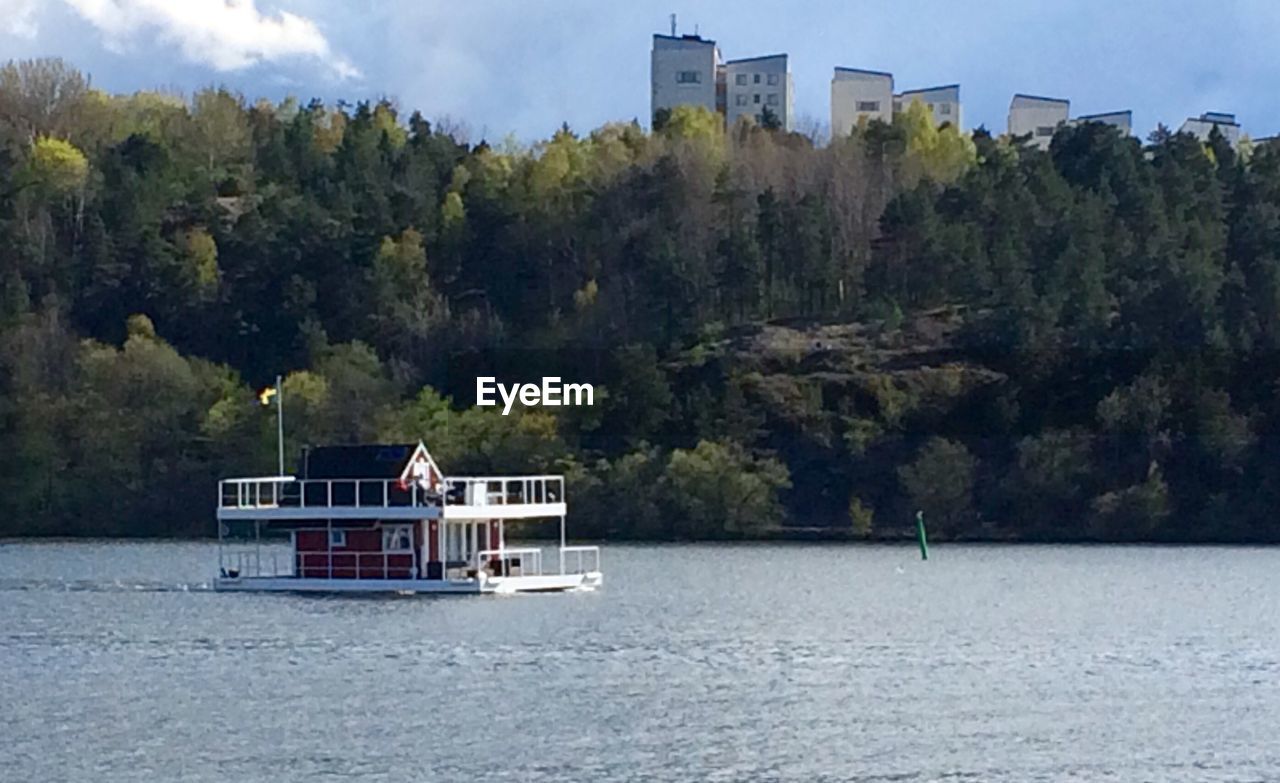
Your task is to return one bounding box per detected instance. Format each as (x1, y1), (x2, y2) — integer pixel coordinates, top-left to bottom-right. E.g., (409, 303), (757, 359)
(3, 0), (1279, 142)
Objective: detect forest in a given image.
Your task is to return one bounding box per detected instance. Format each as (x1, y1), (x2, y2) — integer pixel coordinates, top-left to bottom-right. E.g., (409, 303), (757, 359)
(2, 57), (1280, 542)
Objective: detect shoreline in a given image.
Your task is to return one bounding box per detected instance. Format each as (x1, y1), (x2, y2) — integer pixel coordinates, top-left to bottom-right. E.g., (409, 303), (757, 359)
(4, 533), (1278, 546)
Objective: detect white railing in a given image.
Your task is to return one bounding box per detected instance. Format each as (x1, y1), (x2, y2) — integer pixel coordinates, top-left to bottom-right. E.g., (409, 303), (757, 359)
(443, 476), (564, 507)
(475, 547), (544, 578)
(219, 475), (566, 513)
(295, 551), (419, 580)
(221, 476), (294, 509)
(219, 477), (433, 511)
(218, 548), (418, 580)
(219, 548), (291, 579)
(559, 545), (601, 575)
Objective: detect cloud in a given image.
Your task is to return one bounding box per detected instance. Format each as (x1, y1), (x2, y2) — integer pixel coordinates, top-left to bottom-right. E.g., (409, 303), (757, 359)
(0, 0), (40, 38)
(60, 0), (359, 79)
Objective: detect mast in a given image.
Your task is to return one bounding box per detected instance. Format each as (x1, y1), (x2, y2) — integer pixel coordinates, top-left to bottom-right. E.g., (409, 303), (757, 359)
(275, 374), (284, 476)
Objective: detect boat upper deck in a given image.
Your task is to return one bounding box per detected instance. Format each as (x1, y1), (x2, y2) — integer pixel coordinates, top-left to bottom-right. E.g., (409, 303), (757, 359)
(217, 474), (568, 522)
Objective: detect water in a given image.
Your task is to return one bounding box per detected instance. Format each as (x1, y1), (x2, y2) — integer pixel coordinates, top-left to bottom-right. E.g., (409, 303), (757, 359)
(2, 541), (1278, 782)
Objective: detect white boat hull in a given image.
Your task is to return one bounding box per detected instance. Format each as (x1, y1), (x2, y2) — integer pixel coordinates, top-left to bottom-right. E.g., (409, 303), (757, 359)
(213, 571), (602, 595)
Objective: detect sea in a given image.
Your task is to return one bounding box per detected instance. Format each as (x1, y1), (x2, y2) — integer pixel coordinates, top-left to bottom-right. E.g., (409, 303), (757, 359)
(2, 540), (1277, 782)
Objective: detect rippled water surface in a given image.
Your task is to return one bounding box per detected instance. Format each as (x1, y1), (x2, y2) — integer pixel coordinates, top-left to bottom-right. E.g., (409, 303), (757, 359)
(2, 540), (1279, 782)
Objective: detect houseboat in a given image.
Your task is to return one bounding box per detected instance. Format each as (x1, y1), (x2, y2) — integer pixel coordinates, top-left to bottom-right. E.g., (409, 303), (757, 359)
(214, 442), (602, 594)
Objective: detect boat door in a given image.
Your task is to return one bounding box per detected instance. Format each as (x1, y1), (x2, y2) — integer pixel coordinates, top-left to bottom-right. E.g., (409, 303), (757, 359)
(444, 521), (485, 577)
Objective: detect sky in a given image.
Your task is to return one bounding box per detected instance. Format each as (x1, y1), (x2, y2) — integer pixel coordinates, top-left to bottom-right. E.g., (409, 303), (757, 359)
(2, 0), (1279, 142)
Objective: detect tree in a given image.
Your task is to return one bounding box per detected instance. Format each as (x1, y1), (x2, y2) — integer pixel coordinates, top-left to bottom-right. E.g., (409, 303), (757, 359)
(188, 88), (250, 174)
(848, 495), (874, 537)
(659, 105), (724, 150)
(8, 55), (1280, 545)
(1007, 429), (1094, 537)
(368, 228), (449, 379)
(594, 446), (667, 538)
(663, 440), (790, 538)
(28, 136), (88, 195)
(760, 105), (781, 131)
(1088, 462), (1171, 541)
(0, 58), (91, 144)
(894, 99), (975, 184)
(179, 227), (220, 299)
(897, 437), (977, 535)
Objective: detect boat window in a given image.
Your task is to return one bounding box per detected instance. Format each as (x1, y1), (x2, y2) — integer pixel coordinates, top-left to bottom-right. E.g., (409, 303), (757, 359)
(383, 525), (413, 552)
(329, 529), (346, 547)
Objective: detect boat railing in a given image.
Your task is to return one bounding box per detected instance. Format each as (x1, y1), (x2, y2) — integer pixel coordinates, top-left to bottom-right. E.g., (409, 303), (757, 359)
(442, 476), (564, 508)
(475, 547), (544, 577)
(559, 545), (601, 575)
(219, 547), (292, 579)
(220, 476), (294, 509)
(218, 476), (435, 512)
(218, 475), (565, 515)
(295, 551), (419, 580)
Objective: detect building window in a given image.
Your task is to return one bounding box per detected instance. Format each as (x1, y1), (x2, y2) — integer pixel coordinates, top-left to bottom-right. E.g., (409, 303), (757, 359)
(767, 93), (779, 106)
(893, 101), (902, 113)
(676, 71), (701, 84)
(940, 104), (952, 115)
(753, 74), (761, 84)
(856, 101), (879, 112)
(1036, 126), (1055, 137)
(767, 74), (779, 86)
(927, 103), (934, 111)
(735, 94), (748, 106)
(753, 94), (761, 104)
(735, 74), (747, 86)
(383, 525), (413, 553)
(329, 529), (346, 547)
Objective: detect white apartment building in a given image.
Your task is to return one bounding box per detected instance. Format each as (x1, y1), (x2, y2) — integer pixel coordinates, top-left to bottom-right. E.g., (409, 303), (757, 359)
(651, 33), (723, 124)
(893, 85), (962, 129)
(724, 54), (794, 131)
(1180, 112), (1241, 147)
(1074, 110), (1132, 135)
(830, 67), (894, 137)
(1008, 94), (1070, 150)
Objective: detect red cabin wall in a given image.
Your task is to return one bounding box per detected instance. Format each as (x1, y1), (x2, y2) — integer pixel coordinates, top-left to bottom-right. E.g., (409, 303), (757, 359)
(294, 523), (419, 579)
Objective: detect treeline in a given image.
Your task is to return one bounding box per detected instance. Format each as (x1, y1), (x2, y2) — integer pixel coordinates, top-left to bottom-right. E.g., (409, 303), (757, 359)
(2, 57), (1279, 541)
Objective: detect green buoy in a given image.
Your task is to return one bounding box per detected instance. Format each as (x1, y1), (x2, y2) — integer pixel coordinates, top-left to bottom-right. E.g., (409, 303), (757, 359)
(915, 510), (929, 560)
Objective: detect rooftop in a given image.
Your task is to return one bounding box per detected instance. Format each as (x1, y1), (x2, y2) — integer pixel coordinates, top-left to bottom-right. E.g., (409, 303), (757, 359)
(1076, 110), (1132, 120)
(652, 33), (717, 45)
(1012, 93), (1070, 105)
(1187, 112), (1240, 127)
(725, 53), (788, 65)
(898, 84), (960, 96)
(833, 66), (893, 78)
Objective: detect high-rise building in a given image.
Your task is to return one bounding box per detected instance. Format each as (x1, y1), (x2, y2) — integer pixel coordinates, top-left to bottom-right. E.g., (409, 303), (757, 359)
(830, 67), (894, 137)
(1007, 94), (1070, 149)
(1074, 110), (1133, 135)
(1180, 112), (1241, 146)
(724, 54), (794, 131)
(893, 85), (963, 128)
(651, 33), (723, 125)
